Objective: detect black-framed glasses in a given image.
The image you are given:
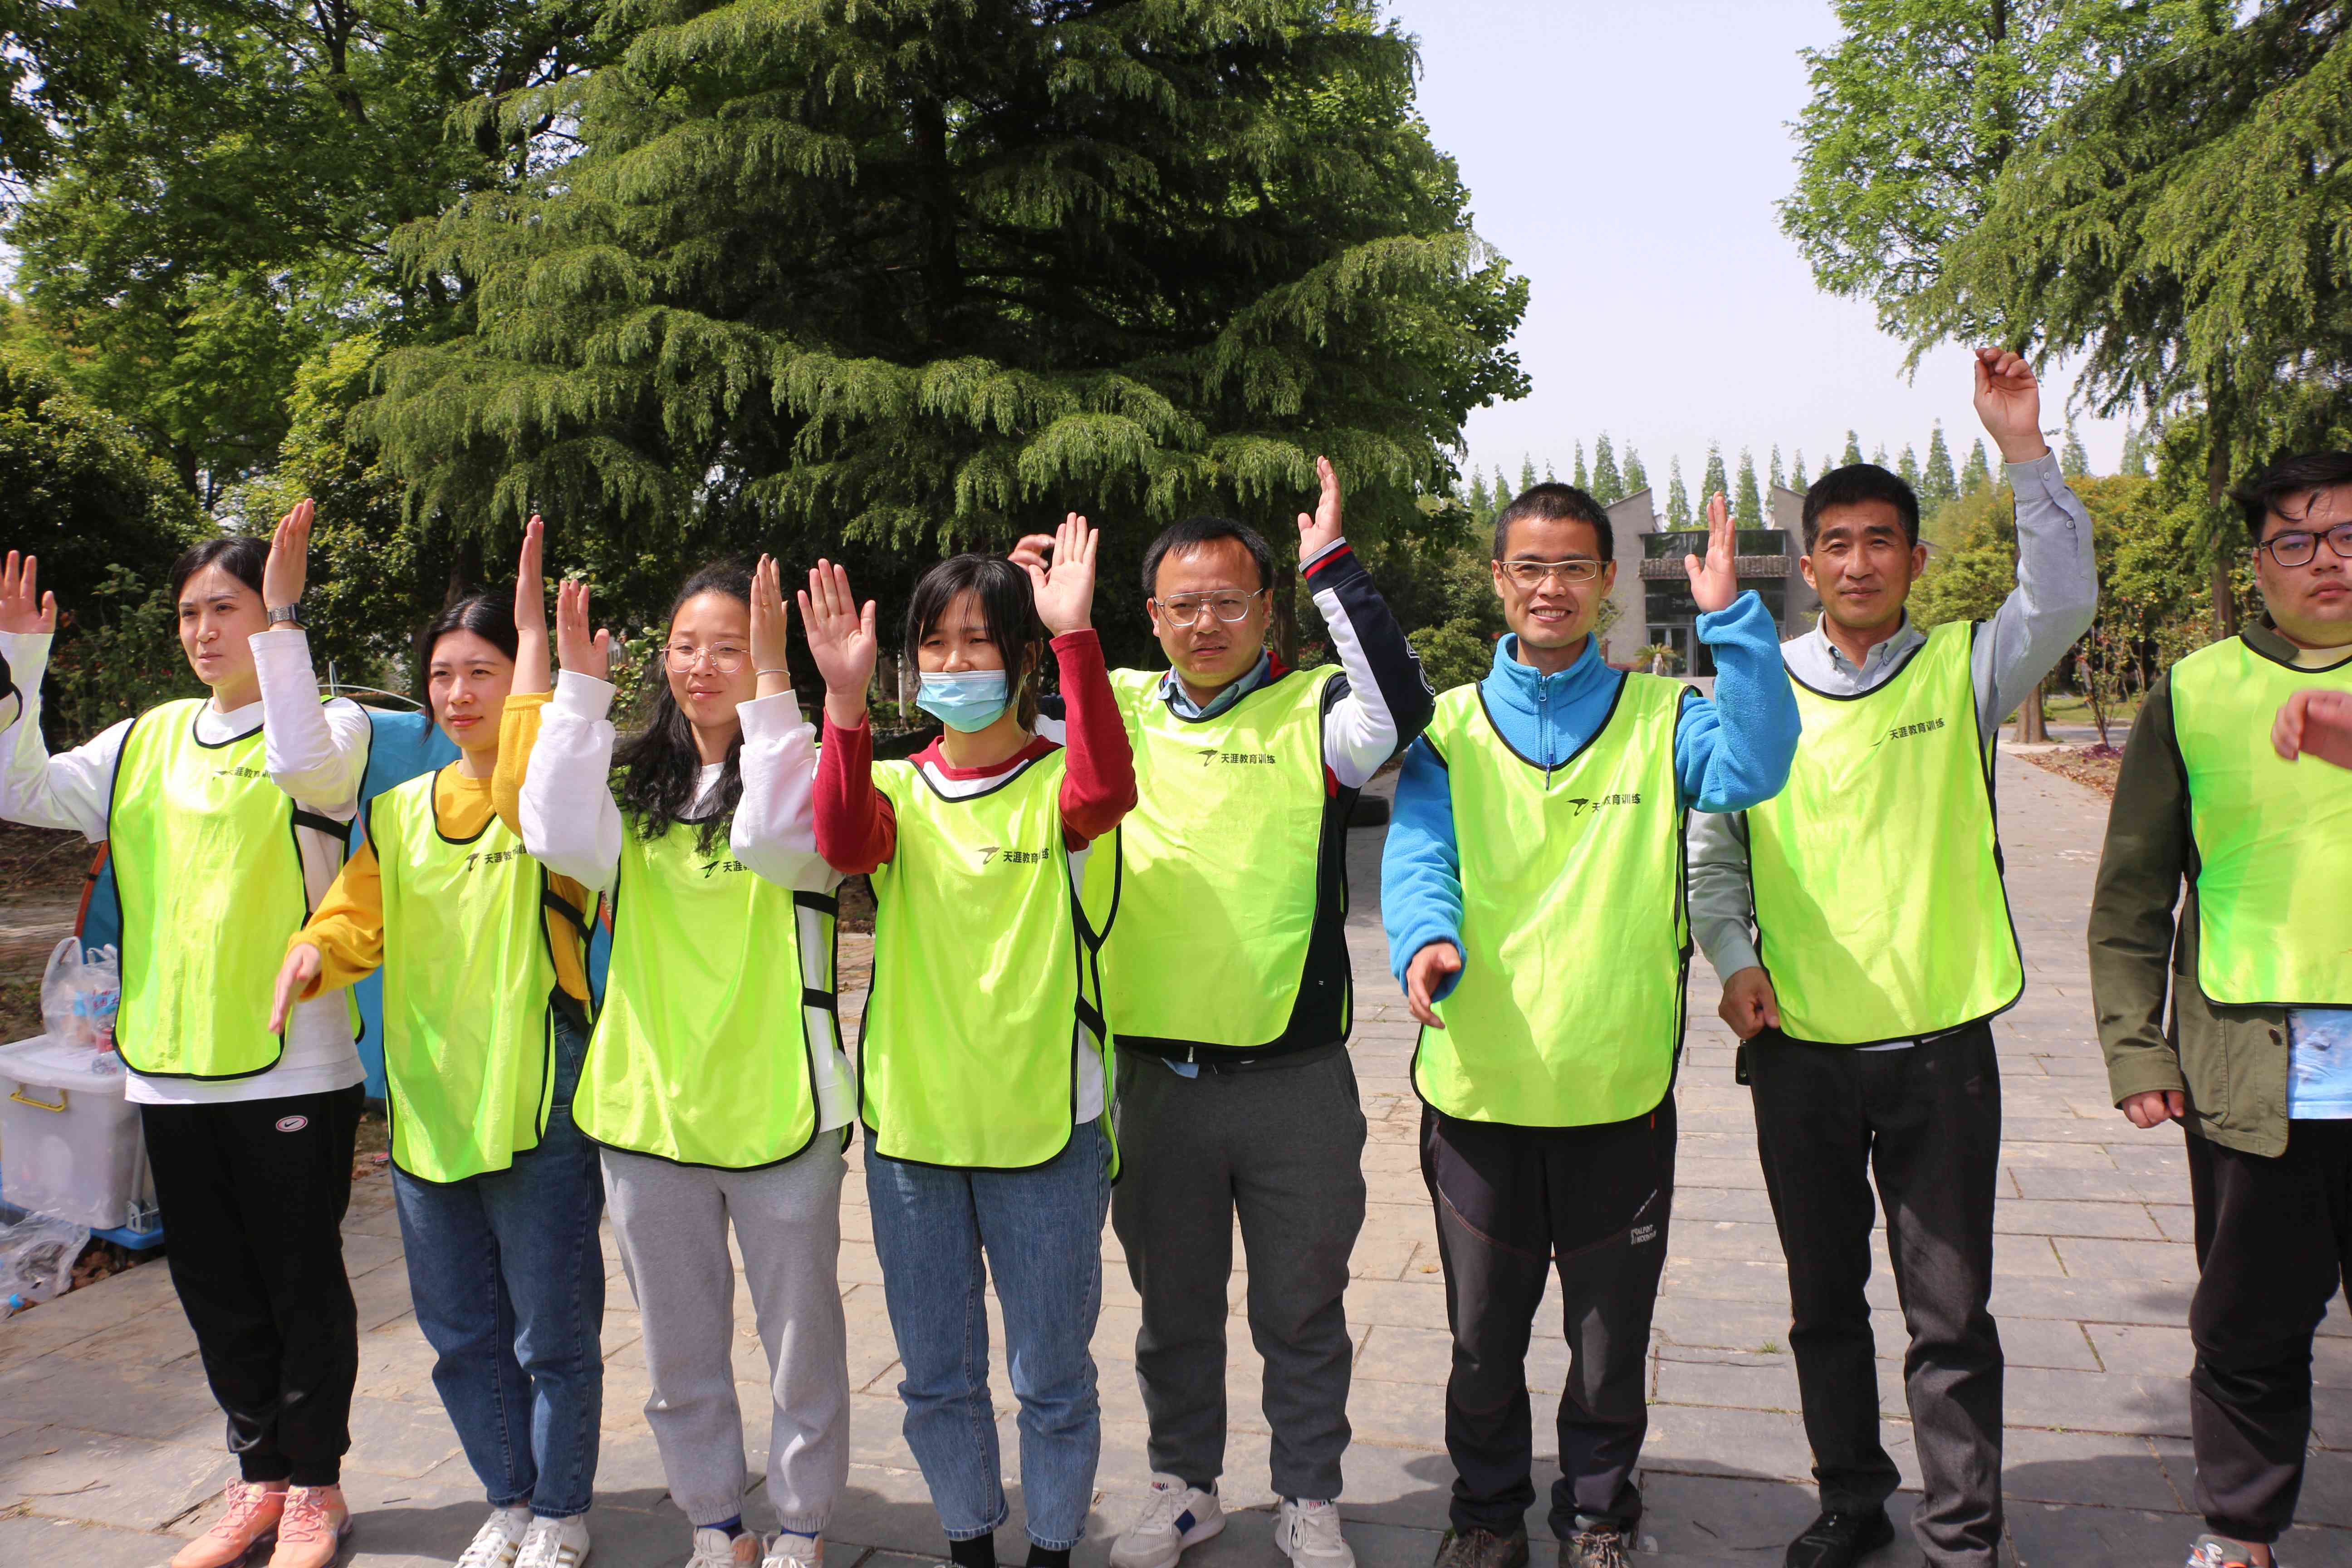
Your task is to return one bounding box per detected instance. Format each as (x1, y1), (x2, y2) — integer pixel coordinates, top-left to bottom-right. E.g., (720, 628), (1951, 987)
(1497, 558), (1603, 588)
(2254, 522), (2352, 568)
(664, 642), (750, 674)
(1154, 589), (1266, 626)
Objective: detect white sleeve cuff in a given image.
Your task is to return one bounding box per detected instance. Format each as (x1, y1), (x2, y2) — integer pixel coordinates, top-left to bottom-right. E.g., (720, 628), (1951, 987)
(553, 670), (617, 720)
(738, 689), (808, 738)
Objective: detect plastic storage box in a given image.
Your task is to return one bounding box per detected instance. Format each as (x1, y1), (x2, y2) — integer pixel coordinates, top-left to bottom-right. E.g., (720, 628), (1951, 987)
(0, 1035), (156, 1232)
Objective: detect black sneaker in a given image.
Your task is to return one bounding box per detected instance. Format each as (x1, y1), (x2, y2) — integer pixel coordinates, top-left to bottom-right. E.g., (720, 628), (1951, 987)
(1559, 1525), (1630, 1568)
(1431, 1529), (1529, 1568)
(1784, 1509), (1895, 1568)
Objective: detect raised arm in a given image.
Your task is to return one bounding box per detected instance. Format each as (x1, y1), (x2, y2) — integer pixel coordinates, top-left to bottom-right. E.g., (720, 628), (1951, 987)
(255, 500), (368, 817)
(802, 560), (896, 873)
(1671, 494), (1801, 812)
(1025, 514), (1136, 842)
(1297, 455), (1436, 785)
(1967, 348), (2099, 730)
(734, 556), (838, 893)
(517, 576), (624, 894)
(0, 551), (116, 840)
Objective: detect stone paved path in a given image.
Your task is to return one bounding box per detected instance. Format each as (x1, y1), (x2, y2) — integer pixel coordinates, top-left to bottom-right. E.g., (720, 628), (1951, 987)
(5, 755), (2350, 1566)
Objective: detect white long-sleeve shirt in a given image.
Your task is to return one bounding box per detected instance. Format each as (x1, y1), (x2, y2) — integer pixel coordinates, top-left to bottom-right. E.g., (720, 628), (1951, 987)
(517, 671), (851, 1129)
(0, 628), (371, 1105)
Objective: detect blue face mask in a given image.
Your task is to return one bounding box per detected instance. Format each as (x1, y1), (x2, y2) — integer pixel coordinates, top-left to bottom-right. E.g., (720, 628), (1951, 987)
(916, 669), (1012, 733)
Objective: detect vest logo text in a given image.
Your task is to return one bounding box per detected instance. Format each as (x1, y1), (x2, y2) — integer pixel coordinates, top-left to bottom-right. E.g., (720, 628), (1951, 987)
(1561, 792), (1642, 816)
(212, 765), (266, 780)
(976, 845), (1050, 867)
(463, 847), (526, 873)
(697, 857), (748, 878)
(1194, 748), (1277, 767)
(1875, 717), (1947, 746)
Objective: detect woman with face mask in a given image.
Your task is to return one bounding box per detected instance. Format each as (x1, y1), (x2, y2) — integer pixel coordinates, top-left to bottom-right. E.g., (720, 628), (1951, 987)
(0, 506), (373, 1568)
(267, 521), (606, 1568)
(804, 515), (1136, 1568)
(499, 554), (849, 1568)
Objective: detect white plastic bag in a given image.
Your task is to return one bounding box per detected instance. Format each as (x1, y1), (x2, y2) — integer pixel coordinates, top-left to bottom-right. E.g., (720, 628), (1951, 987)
(39, 937), (119, 1054)
(0, 1213), (89, 1314)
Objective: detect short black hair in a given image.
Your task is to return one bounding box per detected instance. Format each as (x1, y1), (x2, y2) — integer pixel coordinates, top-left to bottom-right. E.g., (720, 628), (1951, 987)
(1142, 516), (1274, 597)
(168, 536), (268, 605)
(2233, 451), (2352, 539)
(1492, 483), (1612, 564)
(906, 552), (1046, 730)
(1802, 464), (1920, 551)
(420, 593), (520, 667)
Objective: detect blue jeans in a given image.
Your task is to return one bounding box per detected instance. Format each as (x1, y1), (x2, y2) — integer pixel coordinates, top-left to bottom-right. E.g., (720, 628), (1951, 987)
(394, 1010), (607, 1518)
(866, 1119), (1112, 1549)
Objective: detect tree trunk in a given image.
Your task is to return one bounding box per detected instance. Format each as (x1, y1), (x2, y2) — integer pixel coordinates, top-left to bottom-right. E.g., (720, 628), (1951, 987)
(1271, 557), (1299, 669)
(2019, 682), (2047, 744)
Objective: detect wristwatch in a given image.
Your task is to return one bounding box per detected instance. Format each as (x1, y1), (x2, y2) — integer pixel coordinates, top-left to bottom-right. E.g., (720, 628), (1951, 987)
(268, 603), (303, 627)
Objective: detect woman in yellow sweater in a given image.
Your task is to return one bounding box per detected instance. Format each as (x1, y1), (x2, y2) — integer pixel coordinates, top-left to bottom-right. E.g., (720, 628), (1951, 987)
(269, 522), (607, 1568)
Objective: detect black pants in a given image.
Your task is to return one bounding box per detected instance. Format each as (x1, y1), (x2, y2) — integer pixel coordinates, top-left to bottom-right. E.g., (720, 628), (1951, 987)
(1421, 1096), (1674, 1540)
(1745, 1024), (2004, 1568)
(142, 1083), (365, 1487)
(2185, 1118), (2352, 1545)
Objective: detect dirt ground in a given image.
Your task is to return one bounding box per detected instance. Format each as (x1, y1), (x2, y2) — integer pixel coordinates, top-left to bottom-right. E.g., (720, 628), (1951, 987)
(0, 820), (90, 1040)
(2016, 744), (2123, 799)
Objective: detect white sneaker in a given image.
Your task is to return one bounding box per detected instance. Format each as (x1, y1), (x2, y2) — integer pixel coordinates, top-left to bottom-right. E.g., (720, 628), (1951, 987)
(1109, 1476), (1225, 1568)
(1275, 1499), (1354, 1568)
(761, 1533), (823, 1568)
(685, 1529), (761, 1568)
(517, 1514), (591, 1568)
(457, 1507), (534, 1568)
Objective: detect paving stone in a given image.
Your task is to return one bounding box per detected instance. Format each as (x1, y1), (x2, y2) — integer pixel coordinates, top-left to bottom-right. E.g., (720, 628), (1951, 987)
(0, 1510), (190, 1568)
(0, 1421), (237, 1531)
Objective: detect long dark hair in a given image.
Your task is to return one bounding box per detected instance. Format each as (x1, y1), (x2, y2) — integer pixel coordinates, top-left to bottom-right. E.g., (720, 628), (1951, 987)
(905, 553), (1045, 730)
(616, 560), (750, 853)
(169, 537), (268, 603)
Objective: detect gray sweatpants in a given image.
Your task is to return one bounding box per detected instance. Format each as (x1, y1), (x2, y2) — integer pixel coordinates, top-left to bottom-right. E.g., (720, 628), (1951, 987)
(1110, 1045), (1368, 1500)
(602, 1140), (849, 1533)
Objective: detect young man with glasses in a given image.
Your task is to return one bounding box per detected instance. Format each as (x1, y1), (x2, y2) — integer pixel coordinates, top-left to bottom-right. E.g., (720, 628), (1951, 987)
(1015, 457), (1433, 1568)
(1684, 350), (2096, 1568)
(1381, 484), (1800, 1568)
(2090, 451), (2352, 1568)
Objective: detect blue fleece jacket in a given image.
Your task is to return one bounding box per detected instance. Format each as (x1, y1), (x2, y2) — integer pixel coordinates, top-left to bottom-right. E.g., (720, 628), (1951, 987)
(1380, 590), (1799, 1000)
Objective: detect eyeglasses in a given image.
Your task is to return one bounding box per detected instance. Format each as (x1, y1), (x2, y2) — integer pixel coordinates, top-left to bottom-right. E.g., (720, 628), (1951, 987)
(664, 642), (750, 674)
(1497, 558), (1603, 588)
(1154, 589), (1266, 626)
(2254, 522), (2352, 568)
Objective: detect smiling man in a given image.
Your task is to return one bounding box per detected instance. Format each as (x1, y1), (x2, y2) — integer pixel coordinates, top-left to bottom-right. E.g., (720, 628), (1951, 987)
(2090, 452), (2352, 1568)
(1686, 349), (2096, 1568)
(1381, 483), (1798, 1568)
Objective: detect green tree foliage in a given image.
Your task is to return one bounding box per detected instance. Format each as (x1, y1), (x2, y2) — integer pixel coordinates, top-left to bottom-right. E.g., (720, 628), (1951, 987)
(1897, 443), (1921, 489)
(1841, 430), (1864, 466)
(1591, 433), (1622, 504)
(1466, 471), (1491, 524)
(1871, 441), (1889, 467)
(1734, 447), (1763, 525)
(1702, 442), (1730, 509)
(1792, 449), (1810, 492)
(4, 2), (617, 507)
(1782, 0), (2192, 341)
(359, 0), (1532, 631)
(2120, 422), (2154, 477)
(0, 343), (204, 741)
(1622, 445), (1648, 499)
(1962, 436), (1993, 493)
(1493, 465), (1514, 510)
(1666, 455), (1692, 527)
(1768, 444), (1785, 493)
(1921, 421), (1959, 510)
(1408, 616), (1495, 695)
(1571, 442), (1588, 491)
(1519, 457), (1540, 495)
(2061, 418), (2092, 478)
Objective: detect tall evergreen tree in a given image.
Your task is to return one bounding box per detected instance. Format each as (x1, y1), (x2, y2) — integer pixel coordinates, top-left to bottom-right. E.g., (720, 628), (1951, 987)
(1921, 421), (1958, 510)
(1897, 443), (1921, 488)
(1572, 441), (1588, 491)
(1701, 441), (1730, 512)
(1467, 470), (1490, 521)
(1793, 448), (1810, 492)
(366, 0), (1531, 565)
(1961, 437), (1993, 494)
(1735, 447), (1764, 526)
(2062, 418), (2092, 478)
(1768, 444), (1786, 492)
(1871, 441), (1890, 467)
(1494, 465), (1515, 509)
(1521, 456), (1540, 495)
(2120, 422), (2152, 478)
(1666, 456), (1693, 527)
(1591, 432), (1623, 504)
(1623, 445), (1648, 498)
(1842, 429), (1865, 466)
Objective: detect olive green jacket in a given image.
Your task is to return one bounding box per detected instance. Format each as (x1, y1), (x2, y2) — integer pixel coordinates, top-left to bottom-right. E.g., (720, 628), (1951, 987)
(2088, 620), (2307, 1156)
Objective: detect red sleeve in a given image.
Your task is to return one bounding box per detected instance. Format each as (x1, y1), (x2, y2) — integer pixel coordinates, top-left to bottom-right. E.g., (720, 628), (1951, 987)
(814, 713), (897, 873)
(1053, 629), (1138, 848)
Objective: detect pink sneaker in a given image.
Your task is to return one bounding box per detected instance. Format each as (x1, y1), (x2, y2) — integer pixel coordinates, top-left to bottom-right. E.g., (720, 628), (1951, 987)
(171, 1480), (286, 1568)
(264, 1485), (351, 1568)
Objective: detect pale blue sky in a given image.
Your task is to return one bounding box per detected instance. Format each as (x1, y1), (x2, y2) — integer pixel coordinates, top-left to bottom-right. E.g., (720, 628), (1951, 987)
(1382, 0), (2133, 495)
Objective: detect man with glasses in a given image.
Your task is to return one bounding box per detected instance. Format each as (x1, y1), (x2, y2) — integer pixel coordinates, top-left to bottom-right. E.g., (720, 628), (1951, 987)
(1016, 456), (1432, 1568)
(2090, 451), (2352, 1568)
(1382, 482), (1800, 1568)
(1685, 350), (2095, 1568)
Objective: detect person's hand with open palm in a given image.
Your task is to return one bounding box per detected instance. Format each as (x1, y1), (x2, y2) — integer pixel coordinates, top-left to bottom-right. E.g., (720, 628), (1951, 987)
(1024, 514), (1099, 636)
(800, 560), (878, 729)
(750, 556), (794, 699)
(554, 577), (610, 686)
(1687, 491), (1740, 614)
(1298, 455), (1345, 559)
(0, 552), (56, 637)
(514, 515), (551, 691)
(263, 499), (315, 614)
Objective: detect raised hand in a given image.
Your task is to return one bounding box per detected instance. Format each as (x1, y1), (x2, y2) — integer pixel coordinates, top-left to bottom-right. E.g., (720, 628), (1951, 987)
(798, 559), (878, 726)
(1024, 513), (1099, 636)
(263, 498), (315, 613)
(1009, 534), (1055, 574)
(1686, 491), (1739, 615)
(554, 577), (611, 685)
(1973, 347), (2049, 464)
(1298, 454), (1344, 559)
(1405, 941), (1462, 1030)
(270, 943), (323, 1034)
(514, 516), (551, 691)
(0, 552), (57, 636)
(750, 555), (793, 696)
(2275, 686), (2352, 771)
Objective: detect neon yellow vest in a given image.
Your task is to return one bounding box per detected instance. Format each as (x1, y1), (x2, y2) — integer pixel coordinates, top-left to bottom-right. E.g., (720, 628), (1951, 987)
(1081, 666), (1338, 1052)
(2172, 635), (2352, 1006)
(577, 817), (832, 1168)
(1746, 620), (2023, 1044)
(109, 699), (334, 1080)
(864, 750), (1112, 1169)
(369, 769), (564, 1182)
(1414, 675), (1689, 1126)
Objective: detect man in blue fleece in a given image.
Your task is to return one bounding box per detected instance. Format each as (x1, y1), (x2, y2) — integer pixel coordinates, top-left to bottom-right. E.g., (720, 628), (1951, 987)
(1382, 484), (1798, 1568)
